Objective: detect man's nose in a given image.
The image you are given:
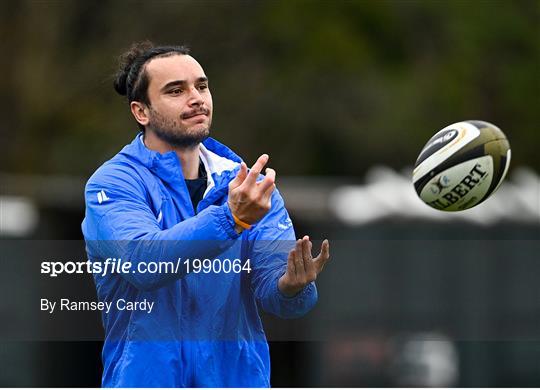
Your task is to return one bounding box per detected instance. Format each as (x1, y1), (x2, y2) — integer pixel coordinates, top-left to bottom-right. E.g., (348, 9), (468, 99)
(187, 87), (204, 106)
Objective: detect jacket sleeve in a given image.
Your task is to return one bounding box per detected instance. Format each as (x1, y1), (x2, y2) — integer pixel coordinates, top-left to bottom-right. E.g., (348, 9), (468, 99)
(246, 189), (318, 319)
(82, 164), (240, 291)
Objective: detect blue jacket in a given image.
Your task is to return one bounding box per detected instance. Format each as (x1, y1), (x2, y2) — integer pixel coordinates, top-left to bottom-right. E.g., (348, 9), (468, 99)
(81, 134), (318, 387)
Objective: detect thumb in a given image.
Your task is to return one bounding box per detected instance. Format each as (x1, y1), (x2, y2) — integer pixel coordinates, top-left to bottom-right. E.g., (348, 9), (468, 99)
(314, 239), (330, 273)
(229, 162), (247, 189)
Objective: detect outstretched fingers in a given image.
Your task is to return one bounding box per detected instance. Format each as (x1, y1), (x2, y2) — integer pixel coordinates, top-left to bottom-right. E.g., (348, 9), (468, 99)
(294, 239), (305, 277)
(314, 239), (330, 273)
(244, 154), (269, 186)
(260, 168), (276, 200)
(280, 238), (330, 297)
(229, 162), (248, 189)
(301, 236), (316, 278)
(258, 167), (275, 192)
(287, 248), (297, 276)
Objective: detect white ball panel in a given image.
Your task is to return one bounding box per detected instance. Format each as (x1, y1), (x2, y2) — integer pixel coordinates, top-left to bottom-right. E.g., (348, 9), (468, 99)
(418, 156), (494, 211)
(413, 122), (480, 184)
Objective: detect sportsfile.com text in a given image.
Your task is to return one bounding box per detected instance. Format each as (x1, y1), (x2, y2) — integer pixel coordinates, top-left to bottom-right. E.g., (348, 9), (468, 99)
(41, 258), (251, 277)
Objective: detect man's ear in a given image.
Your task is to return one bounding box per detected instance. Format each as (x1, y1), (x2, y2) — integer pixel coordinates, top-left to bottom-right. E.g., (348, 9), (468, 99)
(130, 101), (150, 127)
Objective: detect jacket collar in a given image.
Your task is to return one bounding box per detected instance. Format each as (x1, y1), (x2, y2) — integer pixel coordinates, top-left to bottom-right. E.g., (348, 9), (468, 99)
(118, 133), (242, 191)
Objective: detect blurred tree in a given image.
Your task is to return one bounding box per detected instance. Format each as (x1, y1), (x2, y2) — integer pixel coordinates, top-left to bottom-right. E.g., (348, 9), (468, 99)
(0, 0), (538, 176)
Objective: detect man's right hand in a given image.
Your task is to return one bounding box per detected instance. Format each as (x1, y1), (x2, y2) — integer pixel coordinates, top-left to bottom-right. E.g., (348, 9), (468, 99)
(228, 154), (276, 228)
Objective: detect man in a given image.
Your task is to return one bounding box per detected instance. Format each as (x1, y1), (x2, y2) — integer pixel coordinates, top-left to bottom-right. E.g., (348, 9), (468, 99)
(82, 41), (331, 387)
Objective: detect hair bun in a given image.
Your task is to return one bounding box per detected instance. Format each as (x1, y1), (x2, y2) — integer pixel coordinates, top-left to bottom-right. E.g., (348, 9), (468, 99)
(113, 40), (155, 97)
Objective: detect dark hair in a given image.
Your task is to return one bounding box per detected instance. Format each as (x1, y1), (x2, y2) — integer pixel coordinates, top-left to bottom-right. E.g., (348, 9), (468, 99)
(113, 41), (190, 130)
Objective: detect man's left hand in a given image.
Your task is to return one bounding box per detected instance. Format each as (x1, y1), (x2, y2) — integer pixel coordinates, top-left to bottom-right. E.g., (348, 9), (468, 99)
(278, 236), (330, 297)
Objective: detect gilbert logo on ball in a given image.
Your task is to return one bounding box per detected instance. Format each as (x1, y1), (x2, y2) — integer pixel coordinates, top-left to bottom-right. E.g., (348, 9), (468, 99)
(413, 120), (511, 211)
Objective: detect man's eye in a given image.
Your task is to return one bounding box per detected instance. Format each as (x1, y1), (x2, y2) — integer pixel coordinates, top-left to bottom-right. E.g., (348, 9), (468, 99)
(198, 84), (208, 90)
(169, 88), (182, 94)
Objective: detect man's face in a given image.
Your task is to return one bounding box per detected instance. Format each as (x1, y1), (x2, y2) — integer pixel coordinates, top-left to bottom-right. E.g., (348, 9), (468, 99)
(144, 54), (213, 148)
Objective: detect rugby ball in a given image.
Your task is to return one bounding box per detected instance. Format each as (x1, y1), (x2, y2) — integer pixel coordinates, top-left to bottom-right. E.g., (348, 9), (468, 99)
(413, 120), (511, 211)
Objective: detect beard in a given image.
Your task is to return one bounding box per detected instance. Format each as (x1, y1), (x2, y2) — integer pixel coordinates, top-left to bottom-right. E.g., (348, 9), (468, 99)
(147, 107), (211, 149)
